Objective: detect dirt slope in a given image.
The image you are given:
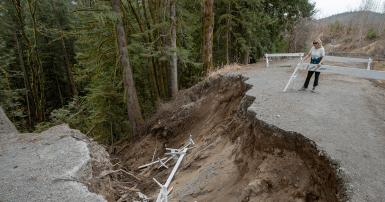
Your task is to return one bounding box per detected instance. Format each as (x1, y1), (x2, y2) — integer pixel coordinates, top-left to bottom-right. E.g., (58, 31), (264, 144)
(115, 74), (346, 201)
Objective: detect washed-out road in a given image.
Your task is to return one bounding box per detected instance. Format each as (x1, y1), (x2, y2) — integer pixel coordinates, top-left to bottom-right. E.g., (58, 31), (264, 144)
(229, 57), (385, 202)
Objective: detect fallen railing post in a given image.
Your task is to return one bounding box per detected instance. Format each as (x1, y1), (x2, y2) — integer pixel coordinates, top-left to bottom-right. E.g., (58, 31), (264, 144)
(138, 157), (168, 169)
(154, 148), (188, 202)
(283, 62), (301, 92)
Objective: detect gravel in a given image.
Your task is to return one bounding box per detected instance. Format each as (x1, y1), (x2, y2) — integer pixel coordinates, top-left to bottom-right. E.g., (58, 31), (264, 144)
(228, 58), (385, 201)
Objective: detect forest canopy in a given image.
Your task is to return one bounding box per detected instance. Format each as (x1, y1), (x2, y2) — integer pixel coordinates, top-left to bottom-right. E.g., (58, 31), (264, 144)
(0, 0), (314, 144)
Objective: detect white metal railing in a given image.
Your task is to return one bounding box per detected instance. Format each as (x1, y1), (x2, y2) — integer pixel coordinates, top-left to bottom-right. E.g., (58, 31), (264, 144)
(283, 63), (385, 92)
(324, 56), (372, 70)
(265, 53), (304, 67)
(137, 135), (196, 202)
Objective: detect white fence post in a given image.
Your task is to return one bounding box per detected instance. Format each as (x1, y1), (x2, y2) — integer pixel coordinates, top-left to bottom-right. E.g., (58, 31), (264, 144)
(265, 54), (269, 67)
(367, 58), (372, 70)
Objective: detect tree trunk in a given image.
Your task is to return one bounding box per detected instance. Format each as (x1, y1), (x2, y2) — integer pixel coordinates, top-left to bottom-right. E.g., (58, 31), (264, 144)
(8, 11), (32, 125)
(226, 2), (230, 65)
(27, 0), (46, 121)
(44, 32), (65, 108)
(14, 32), (32, 125)
(156, 58), (166, 98)
(148, 0), (166, 99)
(170, 0), (178, 95)
(11, 0), (41, 121)
(128, 0), (160, 99)
(54, 68), (64, 107)
(158, 0), (169, 99)
(164, 0), (172, 97)
(50, 0), (78, 96)
(111, 0), (144, 136)
(243, 33), (249, 65)
(201, 0), (214, 75)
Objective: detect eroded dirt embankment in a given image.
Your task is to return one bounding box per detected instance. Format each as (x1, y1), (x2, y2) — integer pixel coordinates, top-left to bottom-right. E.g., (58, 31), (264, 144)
(114, 75), (347, 202)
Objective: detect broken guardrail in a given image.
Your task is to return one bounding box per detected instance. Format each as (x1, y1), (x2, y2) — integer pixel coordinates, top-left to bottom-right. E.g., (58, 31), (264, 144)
(137, 135), (197, 202)
(283, 63), (385, 92)
(138, 134), (196, 169)
(154, 148), (188, 202)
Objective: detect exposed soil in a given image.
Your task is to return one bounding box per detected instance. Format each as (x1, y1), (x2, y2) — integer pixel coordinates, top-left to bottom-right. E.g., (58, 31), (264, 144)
(112, 75), (346, 201)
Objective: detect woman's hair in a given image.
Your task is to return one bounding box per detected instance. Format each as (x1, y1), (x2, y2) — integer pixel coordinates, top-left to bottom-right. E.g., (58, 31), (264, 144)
(313, 38), (322, 46)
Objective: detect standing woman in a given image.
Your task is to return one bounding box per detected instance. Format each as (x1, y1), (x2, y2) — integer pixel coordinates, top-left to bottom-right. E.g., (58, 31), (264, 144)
(299, 39), (325, 93)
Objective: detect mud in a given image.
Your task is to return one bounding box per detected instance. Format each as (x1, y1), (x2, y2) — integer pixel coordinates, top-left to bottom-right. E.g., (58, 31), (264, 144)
(114, 75), (347, 202)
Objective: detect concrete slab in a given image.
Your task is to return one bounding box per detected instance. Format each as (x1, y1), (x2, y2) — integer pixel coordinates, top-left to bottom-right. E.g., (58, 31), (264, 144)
(0, 117), (108, 202)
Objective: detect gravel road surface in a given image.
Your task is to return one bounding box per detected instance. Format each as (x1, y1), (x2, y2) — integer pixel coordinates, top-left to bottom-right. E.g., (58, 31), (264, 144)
(229, 58), (385, 202)
(0, 123), (107, 202)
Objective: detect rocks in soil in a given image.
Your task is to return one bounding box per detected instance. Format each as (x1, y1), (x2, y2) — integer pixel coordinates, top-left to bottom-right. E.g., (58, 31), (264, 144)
(241, 179), (268, 201)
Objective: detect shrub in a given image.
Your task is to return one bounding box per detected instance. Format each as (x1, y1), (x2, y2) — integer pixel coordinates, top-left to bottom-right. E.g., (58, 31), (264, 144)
(332, 21), (340, 35)
(367, 28), (377, 39)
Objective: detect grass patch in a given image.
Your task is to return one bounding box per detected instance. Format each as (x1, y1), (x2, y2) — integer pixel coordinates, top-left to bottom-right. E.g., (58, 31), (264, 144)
(206, 63), (242, 78)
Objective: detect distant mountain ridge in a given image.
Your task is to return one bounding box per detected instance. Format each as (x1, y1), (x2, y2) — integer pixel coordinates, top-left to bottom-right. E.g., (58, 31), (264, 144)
(317, 11), (384, 25)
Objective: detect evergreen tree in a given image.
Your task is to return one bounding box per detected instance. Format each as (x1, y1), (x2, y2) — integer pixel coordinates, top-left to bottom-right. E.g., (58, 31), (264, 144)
(0, 0), (315, 144)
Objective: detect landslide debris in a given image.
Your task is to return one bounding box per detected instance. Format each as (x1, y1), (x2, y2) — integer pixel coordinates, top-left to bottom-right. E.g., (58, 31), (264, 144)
(114, 75), (348, 202)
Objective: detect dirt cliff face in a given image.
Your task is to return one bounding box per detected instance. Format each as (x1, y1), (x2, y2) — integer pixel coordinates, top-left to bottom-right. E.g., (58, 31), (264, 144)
(0, 106), (18, 135)
(115, 75), (348, 202)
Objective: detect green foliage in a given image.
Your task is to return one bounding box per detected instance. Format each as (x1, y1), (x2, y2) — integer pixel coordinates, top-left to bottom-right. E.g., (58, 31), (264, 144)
(367, 28), (377, 39)
(0, 0), (78, 129)
(332, 21), (340, 35)
(1, 0), (316, 144)
(34, 96), (88, 133)
(348, 23), (352, 33)
(71, 2), (132, 143)
(300, 42), (308, 52)
(213, 0), (314, 65)
(0, 37), (26, 130)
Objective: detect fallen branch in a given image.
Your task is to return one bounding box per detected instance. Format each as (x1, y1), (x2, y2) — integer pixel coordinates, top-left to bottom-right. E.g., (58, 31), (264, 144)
(52, 178), (91, 185)
(85, 125), (96, 136)
(209, 117), (233, 133)
(152, 134), (159, 162)
(99, 169), (141, 181)
(116, 193), (129, 202)
(123, 186), (140, 192)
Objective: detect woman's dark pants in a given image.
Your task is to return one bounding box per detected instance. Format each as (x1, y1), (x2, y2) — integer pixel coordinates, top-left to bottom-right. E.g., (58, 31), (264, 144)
(303, 57), (322, 88)
(303, 71), (320, 88)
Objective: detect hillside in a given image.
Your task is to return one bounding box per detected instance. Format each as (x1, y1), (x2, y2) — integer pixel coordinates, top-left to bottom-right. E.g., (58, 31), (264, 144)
(317, 11), (384, 26)
(297, 11), (385, 79)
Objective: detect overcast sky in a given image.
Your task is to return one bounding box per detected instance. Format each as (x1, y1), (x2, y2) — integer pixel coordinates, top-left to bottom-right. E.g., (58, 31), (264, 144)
(312, 0), (385, 19)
